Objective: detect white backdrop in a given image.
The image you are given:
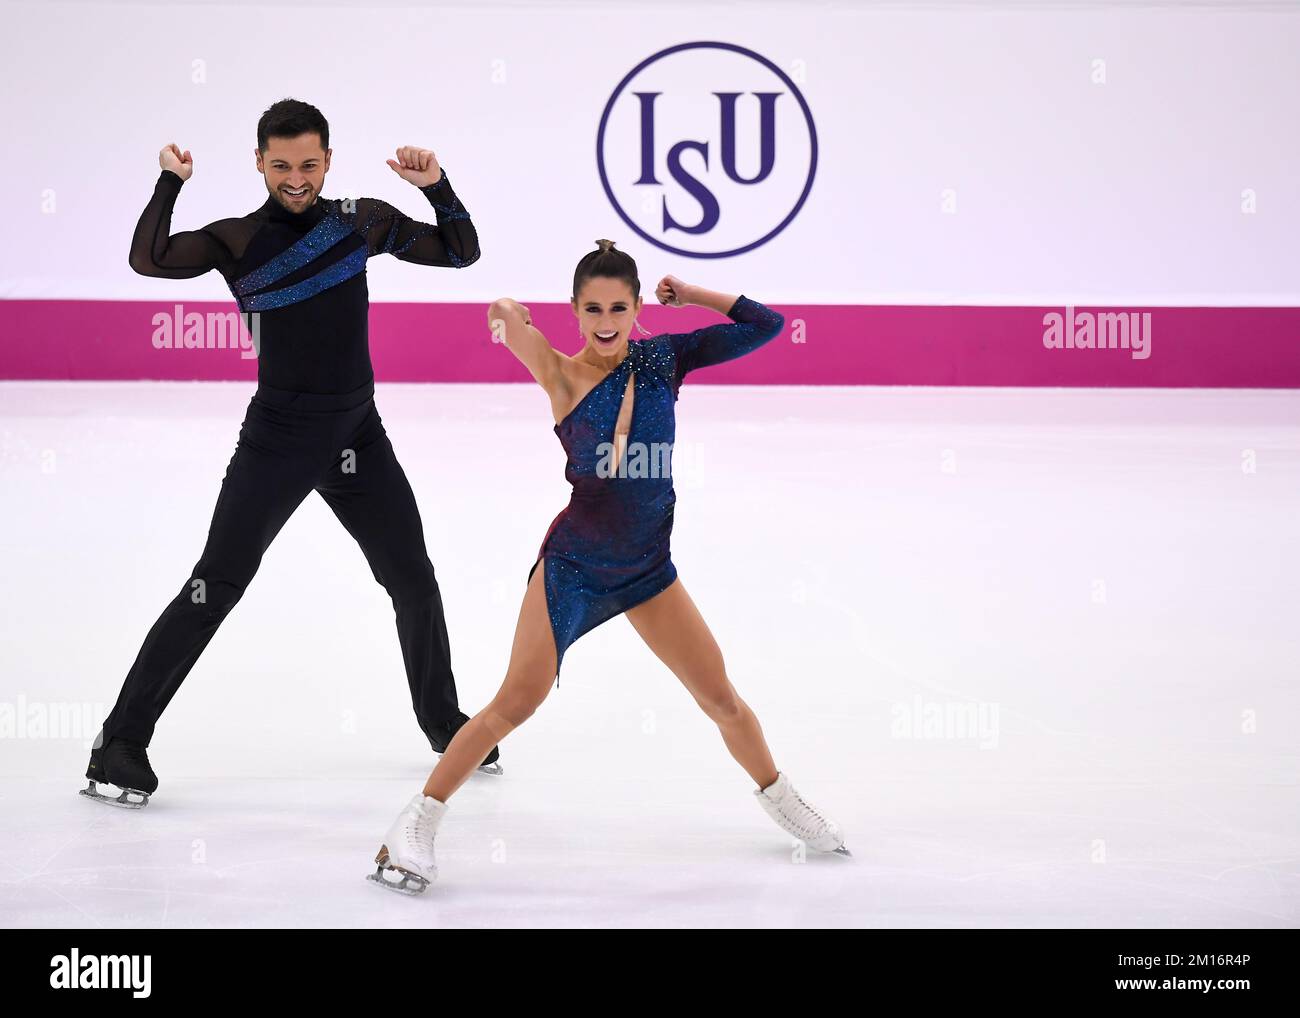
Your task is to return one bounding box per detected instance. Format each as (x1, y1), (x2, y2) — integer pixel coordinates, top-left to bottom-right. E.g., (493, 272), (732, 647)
(1, 0), (1297, 306)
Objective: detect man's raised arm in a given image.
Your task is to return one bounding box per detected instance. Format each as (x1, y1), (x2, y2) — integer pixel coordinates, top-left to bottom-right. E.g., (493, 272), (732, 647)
(353, 145), (480, 269)
(128, 144), (232, 279)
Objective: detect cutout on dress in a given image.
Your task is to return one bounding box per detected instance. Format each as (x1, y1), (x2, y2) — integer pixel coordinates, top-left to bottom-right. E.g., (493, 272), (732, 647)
(612, 371), (635, 469)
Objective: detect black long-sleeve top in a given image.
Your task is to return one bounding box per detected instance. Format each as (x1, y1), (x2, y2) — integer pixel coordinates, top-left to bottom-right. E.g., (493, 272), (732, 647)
(128, 167), (480, 393)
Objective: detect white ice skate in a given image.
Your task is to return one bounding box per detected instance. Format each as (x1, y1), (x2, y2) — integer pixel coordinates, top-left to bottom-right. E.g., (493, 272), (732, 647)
(367, 793), (448, 895)
(754, 771), (850, 855)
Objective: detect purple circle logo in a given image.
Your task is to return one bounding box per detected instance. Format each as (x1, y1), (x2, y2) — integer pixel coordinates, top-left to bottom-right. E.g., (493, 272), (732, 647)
(596, 41), (819, 259)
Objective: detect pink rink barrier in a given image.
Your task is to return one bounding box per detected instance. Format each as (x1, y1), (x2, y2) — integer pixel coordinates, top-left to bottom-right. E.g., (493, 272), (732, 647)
(1, 300), (1297, 387)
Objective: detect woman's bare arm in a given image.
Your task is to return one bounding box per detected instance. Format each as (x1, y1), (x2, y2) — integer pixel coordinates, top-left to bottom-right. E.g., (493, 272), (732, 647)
(487, 298), (569, 400)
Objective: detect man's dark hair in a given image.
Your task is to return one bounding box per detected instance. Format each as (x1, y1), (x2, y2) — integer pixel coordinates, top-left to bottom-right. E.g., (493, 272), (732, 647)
(257, 98), (329, 153)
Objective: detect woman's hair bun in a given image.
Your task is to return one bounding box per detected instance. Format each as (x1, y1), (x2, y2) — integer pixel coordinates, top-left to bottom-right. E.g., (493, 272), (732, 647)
(573, 239), (639, 301)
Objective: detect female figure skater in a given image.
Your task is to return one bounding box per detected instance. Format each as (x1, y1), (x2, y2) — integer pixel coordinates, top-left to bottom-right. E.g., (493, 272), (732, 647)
(368, 240), (847, 893)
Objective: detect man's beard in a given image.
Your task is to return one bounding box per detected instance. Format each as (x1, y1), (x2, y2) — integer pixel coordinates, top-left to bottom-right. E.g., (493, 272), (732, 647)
(268, 181), (316, 213)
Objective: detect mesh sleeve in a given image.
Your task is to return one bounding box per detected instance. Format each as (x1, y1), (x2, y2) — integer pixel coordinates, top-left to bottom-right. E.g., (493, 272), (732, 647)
(127, 170), (243, 278)
(351, 168), (481, 268)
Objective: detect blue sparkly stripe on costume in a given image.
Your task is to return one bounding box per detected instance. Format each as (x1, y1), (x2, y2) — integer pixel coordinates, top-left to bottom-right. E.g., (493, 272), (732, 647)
(237, 245), (368, 312)
(230, 210), (353, 297)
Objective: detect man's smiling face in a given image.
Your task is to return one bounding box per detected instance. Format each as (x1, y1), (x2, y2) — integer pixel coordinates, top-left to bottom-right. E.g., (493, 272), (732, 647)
(255, 133), (331, 213)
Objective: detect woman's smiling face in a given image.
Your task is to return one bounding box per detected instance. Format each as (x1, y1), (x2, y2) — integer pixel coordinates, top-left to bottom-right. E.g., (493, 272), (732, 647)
(573, 276), (641, 359)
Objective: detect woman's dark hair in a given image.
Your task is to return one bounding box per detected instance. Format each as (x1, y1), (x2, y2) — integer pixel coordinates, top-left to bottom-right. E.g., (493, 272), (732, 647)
(257, 98), (329, 153)
(572, 239), (640, 302)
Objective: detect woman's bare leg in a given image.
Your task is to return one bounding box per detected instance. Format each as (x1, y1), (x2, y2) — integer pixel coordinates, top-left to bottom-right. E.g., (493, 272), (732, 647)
(422, 562), (558, 802)
(624, 578), (779, 790)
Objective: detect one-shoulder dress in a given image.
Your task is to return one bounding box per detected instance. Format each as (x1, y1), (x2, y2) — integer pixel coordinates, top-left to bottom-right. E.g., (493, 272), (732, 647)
(527, 294), (785, 681)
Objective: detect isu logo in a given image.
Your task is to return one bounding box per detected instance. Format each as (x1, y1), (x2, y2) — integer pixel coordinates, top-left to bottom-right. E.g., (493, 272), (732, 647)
(597, 41), (818, 258)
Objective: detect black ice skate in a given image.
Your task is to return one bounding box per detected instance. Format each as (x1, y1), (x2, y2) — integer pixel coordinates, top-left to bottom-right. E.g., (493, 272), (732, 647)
(428, 711), (502, 776)
(80, 734), (158, 808)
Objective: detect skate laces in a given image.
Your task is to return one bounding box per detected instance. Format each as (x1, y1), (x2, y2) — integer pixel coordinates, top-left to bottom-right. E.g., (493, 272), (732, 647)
(405, 801), (441, 846)
(777, 785), (829, 838)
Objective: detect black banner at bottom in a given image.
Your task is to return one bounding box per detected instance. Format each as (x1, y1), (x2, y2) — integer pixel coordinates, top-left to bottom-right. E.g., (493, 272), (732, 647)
(0, 928), (1292, 1005)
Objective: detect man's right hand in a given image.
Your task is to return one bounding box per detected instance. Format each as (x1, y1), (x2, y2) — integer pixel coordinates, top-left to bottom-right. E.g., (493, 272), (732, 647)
(159, 143), (194, 181)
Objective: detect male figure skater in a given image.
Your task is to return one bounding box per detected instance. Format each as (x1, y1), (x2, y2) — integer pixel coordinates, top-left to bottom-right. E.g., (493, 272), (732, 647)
(82, 98), (499, 808)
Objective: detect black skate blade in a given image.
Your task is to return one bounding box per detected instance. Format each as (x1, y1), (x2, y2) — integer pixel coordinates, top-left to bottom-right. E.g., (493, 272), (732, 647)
(832, 845), (852, 857)
(366, 863), (429, 896)
(79, 780), (149, 809)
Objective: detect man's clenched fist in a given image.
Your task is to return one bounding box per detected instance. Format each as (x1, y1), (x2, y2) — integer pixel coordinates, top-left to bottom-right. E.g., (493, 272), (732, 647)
(159, 143), (194, 181)
(386, 146), (442, 187)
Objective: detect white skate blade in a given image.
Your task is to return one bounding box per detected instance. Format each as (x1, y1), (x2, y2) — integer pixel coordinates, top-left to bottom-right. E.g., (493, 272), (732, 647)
(79, 780), (149, 809)
(796, 838), (852, 856)
(366, 865), (429, 895)
(366, 846), (432, 895)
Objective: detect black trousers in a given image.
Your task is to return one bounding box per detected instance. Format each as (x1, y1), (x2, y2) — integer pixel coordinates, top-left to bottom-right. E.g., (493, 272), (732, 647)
(101, 380), (458, 747)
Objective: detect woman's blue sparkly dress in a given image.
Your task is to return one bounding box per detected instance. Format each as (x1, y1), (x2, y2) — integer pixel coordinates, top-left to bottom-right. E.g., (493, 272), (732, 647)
(527, 294), (785, 680)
